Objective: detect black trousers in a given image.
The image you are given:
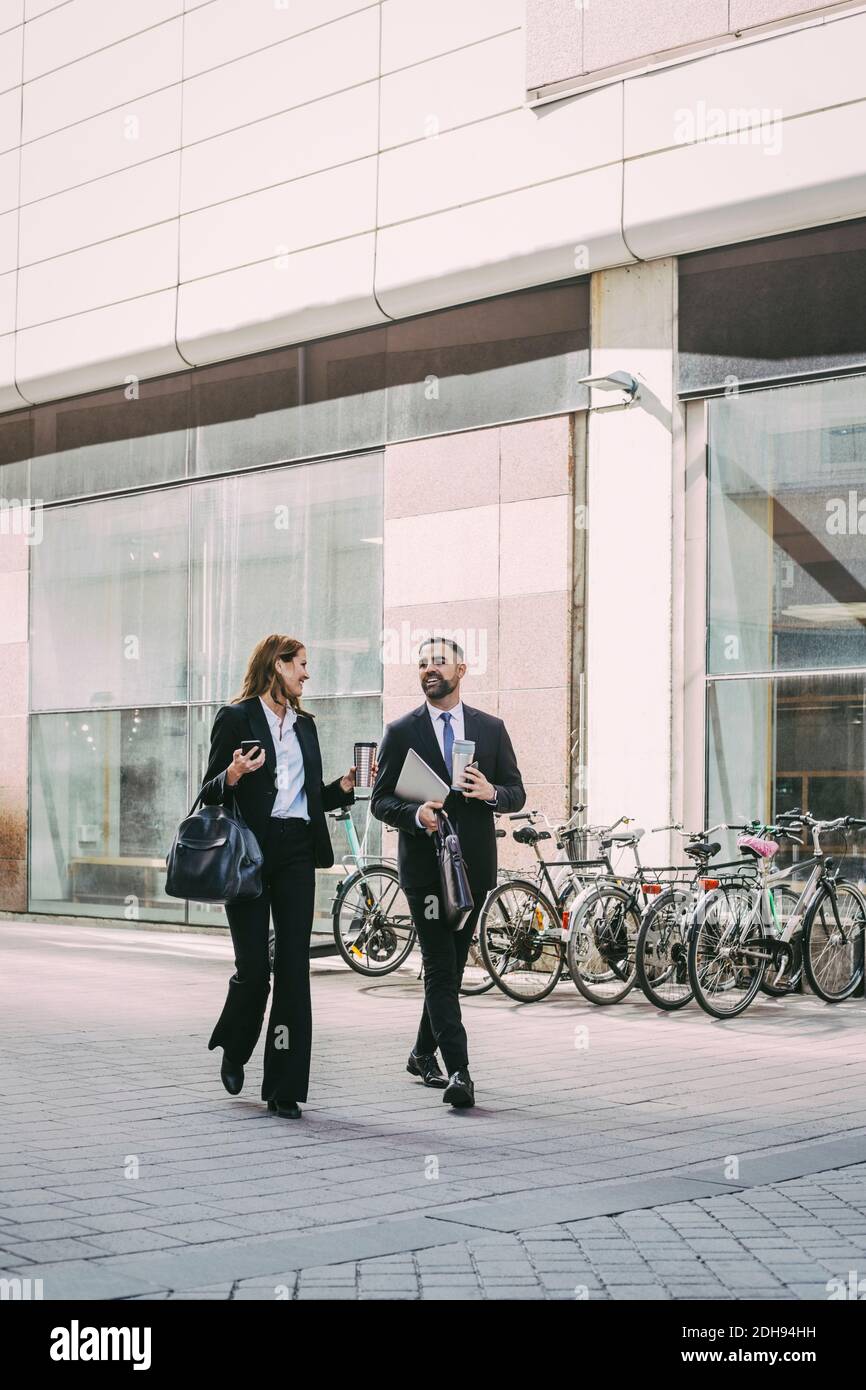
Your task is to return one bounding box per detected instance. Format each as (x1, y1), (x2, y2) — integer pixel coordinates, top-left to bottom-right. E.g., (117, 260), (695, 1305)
(406, 883), (482, 1076)
(208, 817), (316, 1103)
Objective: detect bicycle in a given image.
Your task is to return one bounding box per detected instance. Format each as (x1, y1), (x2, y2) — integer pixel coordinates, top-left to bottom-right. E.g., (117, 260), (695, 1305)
(563, 823), (691, 1004)
(687, 810), (866, 1019)
(478, 807), (629, 1002)
(634, 821), (761, 1011)
(329, 806), (416, 975)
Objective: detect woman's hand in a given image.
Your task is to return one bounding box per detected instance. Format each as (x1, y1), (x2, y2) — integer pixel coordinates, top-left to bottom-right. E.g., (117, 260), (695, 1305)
(340, 757), (378, 793)
(226, 745), (266, 788)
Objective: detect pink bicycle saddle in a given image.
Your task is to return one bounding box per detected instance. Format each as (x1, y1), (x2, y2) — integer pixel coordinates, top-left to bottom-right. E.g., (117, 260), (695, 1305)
(737, 834), (779, 859)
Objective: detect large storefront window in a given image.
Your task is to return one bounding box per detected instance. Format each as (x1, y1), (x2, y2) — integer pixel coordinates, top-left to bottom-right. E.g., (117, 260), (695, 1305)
(29, 707), (189, 923)
(28, 453), (384, 922)
(706, 375), (866, 872)
(190, 453), (381, 704)
(709, 376), (866, 674)
(31, 489), (190, 711)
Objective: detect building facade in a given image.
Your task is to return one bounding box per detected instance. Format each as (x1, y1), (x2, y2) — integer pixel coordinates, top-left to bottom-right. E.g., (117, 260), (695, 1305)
(0, 0), (864, 928)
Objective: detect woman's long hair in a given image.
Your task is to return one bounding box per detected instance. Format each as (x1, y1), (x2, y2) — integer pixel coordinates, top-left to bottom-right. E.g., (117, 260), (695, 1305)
(232, 635), (312, 716)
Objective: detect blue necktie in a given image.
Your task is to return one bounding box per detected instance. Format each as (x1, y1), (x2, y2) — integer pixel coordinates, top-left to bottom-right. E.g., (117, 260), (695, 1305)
(440, 711), (454, 778)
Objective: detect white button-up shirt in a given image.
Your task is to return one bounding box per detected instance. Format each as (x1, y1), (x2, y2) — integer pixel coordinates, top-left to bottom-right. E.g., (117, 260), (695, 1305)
(259, 697), (309, 821)
(414, 699), (496, 831)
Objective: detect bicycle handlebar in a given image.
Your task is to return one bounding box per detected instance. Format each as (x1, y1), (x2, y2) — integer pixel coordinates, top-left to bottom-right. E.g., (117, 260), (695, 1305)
(649, 820), (744, 838)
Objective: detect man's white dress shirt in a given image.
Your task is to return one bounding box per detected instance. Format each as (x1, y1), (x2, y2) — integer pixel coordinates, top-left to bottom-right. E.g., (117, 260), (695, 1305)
(259, 697), (310, 821)
(414, 700), (496, 832)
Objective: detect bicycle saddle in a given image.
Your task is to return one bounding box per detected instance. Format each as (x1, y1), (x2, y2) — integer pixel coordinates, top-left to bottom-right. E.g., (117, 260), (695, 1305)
(513, 826), (551, 845)
(737, 834), (779, 859)
(684, 840), (720, 859)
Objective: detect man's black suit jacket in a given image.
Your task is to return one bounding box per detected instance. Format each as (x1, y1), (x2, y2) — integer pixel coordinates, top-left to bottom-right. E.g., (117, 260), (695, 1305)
(198, 696), (353, 869)
(370, 702), (525, 893)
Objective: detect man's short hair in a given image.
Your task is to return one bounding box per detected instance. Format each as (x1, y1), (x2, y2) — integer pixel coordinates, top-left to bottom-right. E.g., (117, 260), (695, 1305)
(419, 635), (464, 663)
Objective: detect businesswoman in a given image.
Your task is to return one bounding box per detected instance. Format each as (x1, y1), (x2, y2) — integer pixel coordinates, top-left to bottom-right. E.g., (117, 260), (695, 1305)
(199, 634), (357, 1119)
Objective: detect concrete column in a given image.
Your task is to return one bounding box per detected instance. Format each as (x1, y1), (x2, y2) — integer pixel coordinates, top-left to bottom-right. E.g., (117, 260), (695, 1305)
(0, 526), (29, 910)
(584, 259), (684, 860)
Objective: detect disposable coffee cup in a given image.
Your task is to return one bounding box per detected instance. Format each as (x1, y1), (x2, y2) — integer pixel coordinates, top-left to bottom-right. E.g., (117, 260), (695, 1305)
(451, 739), (475, 791)
(353, 741), (377, 790)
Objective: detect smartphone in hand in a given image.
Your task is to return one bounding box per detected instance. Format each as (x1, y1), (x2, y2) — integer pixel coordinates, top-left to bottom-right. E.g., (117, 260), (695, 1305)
(240, 740), (262, 758)
(461, 760), (479, 794)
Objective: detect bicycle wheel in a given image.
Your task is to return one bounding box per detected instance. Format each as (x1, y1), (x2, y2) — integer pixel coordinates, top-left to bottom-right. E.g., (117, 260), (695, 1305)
(758, 882), (803, 996)
(332, 865), (415, 975)
(566, 884), (640, 1005)
(460, 925), (495, 995)
(478, 879), (564, 1002)
(803, 879), (866, 1002)
(635, 886), (693, 1010)
(688, 884), (766, 1019)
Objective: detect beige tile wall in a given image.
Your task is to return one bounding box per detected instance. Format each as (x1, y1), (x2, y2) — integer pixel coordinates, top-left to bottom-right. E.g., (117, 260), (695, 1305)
(527, 0), (832, 89)
(0, 528), (28, 909)
(382, 415), (575, 874)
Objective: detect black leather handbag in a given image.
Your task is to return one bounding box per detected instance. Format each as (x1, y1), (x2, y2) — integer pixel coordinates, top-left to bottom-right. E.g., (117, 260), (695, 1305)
(165, 792), (263, 904)
(434, 810), (474, 931)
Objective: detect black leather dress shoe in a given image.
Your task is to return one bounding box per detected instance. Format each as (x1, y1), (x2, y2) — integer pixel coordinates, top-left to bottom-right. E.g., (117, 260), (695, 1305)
(267, 1098), (302, 1119)
(220, 1053), (244, 1095)
(406, 1051), (448, 1089)
(443, 1070), (475, 1108)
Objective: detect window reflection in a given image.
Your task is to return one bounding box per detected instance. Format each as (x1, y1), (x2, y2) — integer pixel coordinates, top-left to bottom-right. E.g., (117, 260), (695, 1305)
(29, 708), (187, 922)
(709, 376), (866, 674)
(31, 489), (190, 710)
(190, 454), (383, 704)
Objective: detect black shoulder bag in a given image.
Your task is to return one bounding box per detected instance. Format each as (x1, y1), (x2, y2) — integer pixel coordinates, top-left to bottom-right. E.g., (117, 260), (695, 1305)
(165, 791), (263, 904)
(434, 810), (474, 931)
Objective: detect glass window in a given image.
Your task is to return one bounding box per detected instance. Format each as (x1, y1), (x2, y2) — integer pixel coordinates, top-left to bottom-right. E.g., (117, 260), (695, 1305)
(679, 218), (866, 395)
(706, 672), (866, 876)
(385, 280), (589, 441)
(30, 376), (190, 504)
(190, 331), (387, 475)
(0, 409), (32, 500)
(13, 281), (589, 505)
(29, 707), (188, 921)
(190, 453), (383, 704)
(30, 488), (190, 710)
(708, 376), (866, 675)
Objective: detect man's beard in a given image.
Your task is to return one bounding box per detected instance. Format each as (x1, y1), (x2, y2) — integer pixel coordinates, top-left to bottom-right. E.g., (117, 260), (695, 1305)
(423, 674), (456, 697)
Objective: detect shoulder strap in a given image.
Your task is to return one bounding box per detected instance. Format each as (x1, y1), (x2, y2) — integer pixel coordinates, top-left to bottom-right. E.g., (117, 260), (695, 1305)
(187, 785), (241, 819)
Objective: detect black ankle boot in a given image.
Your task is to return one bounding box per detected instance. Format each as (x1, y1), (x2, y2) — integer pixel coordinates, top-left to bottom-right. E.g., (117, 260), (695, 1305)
(220, 1053), (244, 1095)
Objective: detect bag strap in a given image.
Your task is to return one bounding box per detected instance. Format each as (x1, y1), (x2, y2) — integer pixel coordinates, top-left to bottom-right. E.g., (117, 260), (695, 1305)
(186, 777), (240, 820)
(435, 809), (457, 842)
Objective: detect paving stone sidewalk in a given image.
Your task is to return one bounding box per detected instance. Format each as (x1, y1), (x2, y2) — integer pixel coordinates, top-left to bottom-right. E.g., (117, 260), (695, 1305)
(2, 920), (866, 1301)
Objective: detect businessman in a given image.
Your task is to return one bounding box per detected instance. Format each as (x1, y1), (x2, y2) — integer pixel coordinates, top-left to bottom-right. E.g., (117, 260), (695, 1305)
(371, 636), (525, 1108)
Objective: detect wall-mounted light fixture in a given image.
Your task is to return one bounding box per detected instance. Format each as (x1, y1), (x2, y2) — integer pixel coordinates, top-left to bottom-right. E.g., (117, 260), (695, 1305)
(577, 370), (640, 402)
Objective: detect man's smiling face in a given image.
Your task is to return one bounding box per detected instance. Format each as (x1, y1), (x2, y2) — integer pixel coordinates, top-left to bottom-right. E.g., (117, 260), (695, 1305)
(418, 641), (465, 701)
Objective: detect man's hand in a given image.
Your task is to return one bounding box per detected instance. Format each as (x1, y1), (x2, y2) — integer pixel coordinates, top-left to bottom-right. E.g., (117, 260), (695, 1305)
(460, 765), (496, 801)
(226, 745), (266, 788)
(418, 799), (444, 832)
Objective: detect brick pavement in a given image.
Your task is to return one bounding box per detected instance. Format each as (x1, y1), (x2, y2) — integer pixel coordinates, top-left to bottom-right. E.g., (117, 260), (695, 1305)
(2, 920), (866, 1301)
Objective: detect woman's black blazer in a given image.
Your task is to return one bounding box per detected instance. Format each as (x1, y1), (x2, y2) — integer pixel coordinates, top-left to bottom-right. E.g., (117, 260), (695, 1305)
(198, 696), (354, 868)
